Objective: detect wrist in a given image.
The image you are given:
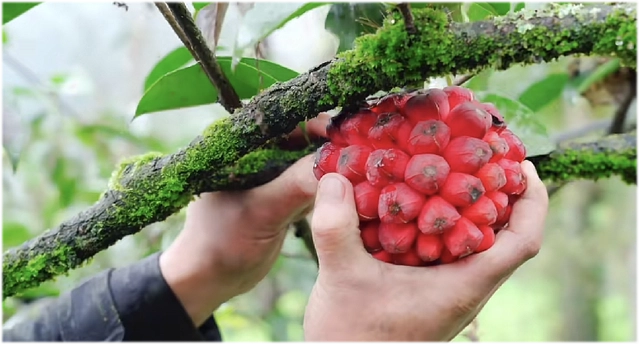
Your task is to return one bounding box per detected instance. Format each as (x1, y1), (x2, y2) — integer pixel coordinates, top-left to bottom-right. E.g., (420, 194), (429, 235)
(159, 248), (233, 326)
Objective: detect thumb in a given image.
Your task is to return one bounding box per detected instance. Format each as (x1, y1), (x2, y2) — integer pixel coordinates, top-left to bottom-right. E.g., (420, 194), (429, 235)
(311, 173), (369, 270)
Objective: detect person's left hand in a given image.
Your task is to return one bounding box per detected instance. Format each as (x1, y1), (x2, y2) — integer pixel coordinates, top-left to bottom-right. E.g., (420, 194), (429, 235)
(159, 114), (331, 326)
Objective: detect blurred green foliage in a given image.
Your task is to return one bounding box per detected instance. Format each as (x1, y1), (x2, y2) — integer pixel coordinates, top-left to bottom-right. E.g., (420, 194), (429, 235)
(2, 2), (635, 341)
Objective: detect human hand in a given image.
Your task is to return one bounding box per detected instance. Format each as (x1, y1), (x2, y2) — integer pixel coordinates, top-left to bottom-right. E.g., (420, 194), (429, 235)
(303, 161), (548, 341)
(159, 114), (331, 326)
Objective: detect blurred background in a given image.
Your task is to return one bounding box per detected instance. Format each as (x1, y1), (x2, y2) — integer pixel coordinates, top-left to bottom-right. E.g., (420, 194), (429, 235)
(2, 2), (636, 341)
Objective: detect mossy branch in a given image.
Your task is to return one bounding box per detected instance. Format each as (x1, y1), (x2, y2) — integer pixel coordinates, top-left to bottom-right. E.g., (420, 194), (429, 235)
(530, 132), (636, 184)
(2, 144), (317, 299)
(2, 3), (636, 298)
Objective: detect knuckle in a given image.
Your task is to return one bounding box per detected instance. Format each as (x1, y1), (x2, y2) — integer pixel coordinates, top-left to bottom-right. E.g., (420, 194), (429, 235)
(519, 235), (542, 261)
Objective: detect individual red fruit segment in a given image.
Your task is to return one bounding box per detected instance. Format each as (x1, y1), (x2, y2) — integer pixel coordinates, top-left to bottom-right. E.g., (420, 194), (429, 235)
(439, 247), (457, 264)
(444, 102), (492, 139)
(368, 112), (413, 150)
(479, 102), (506, 133)
(404, 154), (451, 195)
(475, 225), (496, 252)
(500, 129), (527, 162)
(340, 109), (378, 146)
(416, 233), (444, 262)
(326, 121), (349, 146)
(493, 204), (512, 230)
(442, 137), (493, 174)
(496, 159), (527, 195)
(365, 148), (410, 188)
(460, 195), (498, 226)
(444, 85), (475, 111)
(372, 250), (393, 263)
(417, 196), (461, 235)
(378, 222), (419, 254)
(336, 145), (372, 184)
(360, 221), (382, 253)
(403, 89), (450, 124)
(474, 162), (507, 192)
(378, 183), (426, 223)
(370, 94), (398, 114)
(406, 120), (451, 155)
(354, 182), (382, 221)
(440, 172), (486, 207)
(442, 217), (484, 257)
(312, 142), (342, 180)
(483, 131), (510, 163)
(485, 190), (509, 219)
(393, 92), (413, 110)
(393, 250), (424, 267)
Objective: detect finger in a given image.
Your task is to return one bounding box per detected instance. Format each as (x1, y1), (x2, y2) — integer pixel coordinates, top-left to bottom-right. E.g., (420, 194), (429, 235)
(463, 160), (549, 281)
(245, 154), (318, 223)
(279, 113), (332, 149)
(311, 173), (369, 269)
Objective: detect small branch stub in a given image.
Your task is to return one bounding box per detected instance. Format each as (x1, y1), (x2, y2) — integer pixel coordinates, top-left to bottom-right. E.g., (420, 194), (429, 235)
(397, 3), (417, 35)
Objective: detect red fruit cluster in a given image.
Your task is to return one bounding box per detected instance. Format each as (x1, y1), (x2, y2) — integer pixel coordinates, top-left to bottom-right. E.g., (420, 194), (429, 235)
(313, 86), (527, 266)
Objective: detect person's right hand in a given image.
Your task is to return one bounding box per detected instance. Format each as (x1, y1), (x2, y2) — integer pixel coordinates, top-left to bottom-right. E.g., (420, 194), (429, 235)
(303, 161), (549, 341)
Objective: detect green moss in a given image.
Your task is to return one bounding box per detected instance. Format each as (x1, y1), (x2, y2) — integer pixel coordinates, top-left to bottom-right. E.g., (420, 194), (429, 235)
(536, 147), (637, 185)
(3, 245), (72, 299)
(324, 4), (636, 106)
(231, 146), (313, 176)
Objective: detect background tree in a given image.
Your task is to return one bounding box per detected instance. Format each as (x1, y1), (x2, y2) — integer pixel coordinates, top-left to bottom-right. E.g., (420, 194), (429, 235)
(2, 2), (636, 341)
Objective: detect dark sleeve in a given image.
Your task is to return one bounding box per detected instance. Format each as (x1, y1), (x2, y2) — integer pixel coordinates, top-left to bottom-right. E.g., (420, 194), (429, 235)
(3, 253), (223, 342)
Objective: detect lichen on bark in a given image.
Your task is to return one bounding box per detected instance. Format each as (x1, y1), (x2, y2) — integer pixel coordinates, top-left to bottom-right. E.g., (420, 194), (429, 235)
(531, 132), (637, 184)
(2, 141), (316, 298)
(325, 3), (636, 105)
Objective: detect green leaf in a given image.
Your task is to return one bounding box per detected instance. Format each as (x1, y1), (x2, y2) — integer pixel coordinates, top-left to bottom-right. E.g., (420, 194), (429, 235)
(74, 123), (167, 152)
(476, 91), (555, 156)
(573, 58), (621, 94)
(513, 3), (526, 12)
(2, 222), (31, 249)
(518, 73), (569, 112)
(324, 3), (386, 53)
(135, 58), (299, 117)
(3, 2), (40, 24)
(144, 46), (194, 91)
(13, 282), (60, 301)
(467, 0), (511, 22)
(193, 2), (210, 11)
(232, 3), (330, 64)
(51, 157), (78, 208)
(3, 29), (8, 44)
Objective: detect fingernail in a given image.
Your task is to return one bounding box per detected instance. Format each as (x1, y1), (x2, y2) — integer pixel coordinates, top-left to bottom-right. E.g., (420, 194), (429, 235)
(317, 175), (345, 203)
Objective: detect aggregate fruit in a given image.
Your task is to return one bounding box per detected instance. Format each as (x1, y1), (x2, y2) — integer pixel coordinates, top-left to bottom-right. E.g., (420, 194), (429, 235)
(313, 86), (527, 266)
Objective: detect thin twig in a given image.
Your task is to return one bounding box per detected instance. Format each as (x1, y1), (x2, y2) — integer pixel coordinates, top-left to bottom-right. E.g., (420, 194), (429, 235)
(397, 3), (416, 35)
(113, 2), (128, 11)
(160, 2), (242, 113)
(608, 70), (636, 134)
(454, 74), (474, 86)
(154, 3), (193, 55)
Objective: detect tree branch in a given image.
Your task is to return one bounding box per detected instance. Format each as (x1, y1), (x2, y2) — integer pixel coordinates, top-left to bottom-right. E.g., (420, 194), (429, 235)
(529, 132), (636, 185)
(608, 70), (636, 134)
(159, 2), (242, 112)
(2, 3), (636, 298)
(397, 3), (416, 35)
